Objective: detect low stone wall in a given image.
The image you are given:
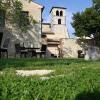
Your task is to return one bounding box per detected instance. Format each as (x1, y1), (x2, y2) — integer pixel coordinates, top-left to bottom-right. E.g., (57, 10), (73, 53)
(1, 25), (41, 58)
(46, 38), (84, 58)
(61, 38), (83, 58)
(84, 46), (100, 60)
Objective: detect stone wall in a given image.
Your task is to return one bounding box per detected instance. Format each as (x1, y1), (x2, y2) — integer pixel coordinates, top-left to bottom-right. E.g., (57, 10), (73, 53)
(0, 0), (43, 57)
(60, 38), (84, 58)
(1, 24), (41, 57)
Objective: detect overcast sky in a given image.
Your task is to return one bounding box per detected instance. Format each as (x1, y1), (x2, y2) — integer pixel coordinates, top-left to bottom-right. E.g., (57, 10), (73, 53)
(35, 0), (92, 38)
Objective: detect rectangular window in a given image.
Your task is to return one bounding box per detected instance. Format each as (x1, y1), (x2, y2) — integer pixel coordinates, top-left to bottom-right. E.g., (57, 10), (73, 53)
(21, 11), (29, 17)
(0, 10), (5, 27)
(0, 32), (3, 46)
(20, 11), (29, 26)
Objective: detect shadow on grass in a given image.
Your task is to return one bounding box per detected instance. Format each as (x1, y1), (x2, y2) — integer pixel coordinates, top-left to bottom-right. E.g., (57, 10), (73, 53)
(0, 58), (72, 70)
(75, 90), (100, 100)
(0, 58), (93, 70)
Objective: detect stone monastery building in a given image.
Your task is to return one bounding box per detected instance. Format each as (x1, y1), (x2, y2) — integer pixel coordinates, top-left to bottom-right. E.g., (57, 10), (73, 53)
(42, 7), (70, 57)
(0, 0), (83, 58)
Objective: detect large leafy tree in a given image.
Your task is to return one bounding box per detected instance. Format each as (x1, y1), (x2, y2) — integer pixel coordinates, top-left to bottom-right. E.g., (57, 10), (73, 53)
(72, 0), (100, 45)
(93, 0), (100, 12)
(0, 0), (36, 32)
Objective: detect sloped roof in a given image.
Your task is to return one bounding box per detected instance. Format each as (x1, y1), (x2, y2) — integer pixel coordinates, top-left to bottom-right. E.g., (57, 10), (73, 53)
(32, 1), (44, 11)
(50, 7), (67, 13)
(42, 32), (55, 34)
(48, 42), (60, 45)
(21, 0), (44, 11)
(42, 23), (51, 25)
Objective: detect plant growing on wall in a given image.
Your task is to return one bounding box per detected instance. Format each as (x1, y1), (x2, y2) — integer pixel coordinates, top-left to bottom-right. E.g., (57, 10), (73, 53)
(0, 0), (37, 32)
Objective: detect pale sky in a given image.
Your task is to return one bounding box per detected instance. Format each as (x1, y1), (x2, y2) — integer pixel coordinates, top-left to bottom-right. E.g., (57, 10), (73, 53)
(35, 0), (92, 38)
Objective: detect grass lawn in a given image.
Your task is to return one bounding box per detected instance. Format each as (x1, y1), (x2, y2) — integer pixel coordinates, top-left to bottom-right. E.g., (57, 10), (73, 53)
(0, 58), (100, 100)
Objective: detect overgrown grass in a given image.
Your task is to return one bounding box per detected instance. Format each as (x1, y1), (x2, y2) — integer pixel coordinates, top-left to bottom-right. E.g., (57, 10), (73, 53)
(0, 58), (100, 100)
(0, 58), (100, 76)
(0, 58), (94, 70)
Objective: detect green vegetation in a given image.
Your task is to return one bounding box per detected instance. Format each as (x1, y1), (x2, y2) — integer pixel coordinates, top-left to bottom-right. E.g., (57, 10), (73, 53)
(0, 0), (35, 32)
(0, 58), (100, 100)
(72, 0), (100, 46)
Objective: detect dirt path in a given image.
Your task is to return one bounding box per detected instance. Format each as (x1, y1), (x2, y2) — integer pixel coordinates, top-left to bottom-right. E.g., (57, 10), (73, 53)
(16, 70), (54, 76)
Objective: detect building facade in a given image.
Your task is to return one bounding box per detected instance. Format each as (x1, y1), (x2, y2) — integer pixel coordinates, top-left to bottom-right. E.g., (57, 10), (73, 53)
(0, 0), (83, 58)
(0, 0), (44, 57)
(42, 7), (70, 57)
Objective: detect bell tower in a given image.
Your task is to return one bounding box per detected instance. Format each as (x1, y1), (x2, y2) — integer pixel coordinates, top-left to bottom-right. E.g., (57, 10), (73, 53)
(50, 7), (69, 39)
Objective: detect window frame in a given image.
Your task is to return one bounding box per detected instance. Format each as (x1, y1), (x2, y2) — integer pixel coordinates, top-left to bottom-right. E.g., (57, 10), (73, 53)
(58, 19), (61, 24)
(0, 10), (5, 27)
(20, 11), (29, 26)
(56, 10), (59, 16)
(60, 11), (63, 16)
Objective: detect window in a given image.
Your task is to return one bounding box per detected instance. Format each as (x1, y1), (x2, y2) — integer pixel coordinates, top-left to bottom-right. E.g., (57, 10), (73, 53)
(49, 25), (51, 28)
(20, 11), (29, 26)
(21, 11), (29, 17)
(60, 11), (63, 16)
(0, 10), (5, 27)
(56, 10), (59, 16)
(0, 32), (3, 45)
(58, 19), (61, 24)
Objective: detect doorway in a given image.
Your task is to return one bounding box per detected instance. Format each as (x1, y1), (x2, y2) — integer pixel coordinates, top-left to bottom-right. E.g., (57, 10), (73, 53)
(0, 32), (3, 46)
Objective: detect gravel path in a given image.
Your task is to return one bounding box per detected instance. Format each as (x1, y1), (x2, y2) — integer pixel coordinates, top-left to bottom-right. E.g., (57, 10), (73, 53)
(16, 70), (54, 76)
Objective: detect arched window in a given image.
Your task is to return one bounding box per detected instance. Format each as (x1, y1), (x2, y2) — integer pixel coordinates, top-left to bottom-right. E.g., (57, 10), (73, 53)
(58, 19), (61, 24)
(56, 10), (59, 16)
(60, 11), (63, 16)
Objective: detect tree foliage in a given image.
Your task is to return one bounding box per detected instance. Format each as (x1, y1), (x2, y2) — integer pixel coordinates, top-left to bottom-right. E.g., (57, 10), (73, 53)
(0, 0), (36, 32)
(93, 0), (100, 12)
(72, 0), (100, 44)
